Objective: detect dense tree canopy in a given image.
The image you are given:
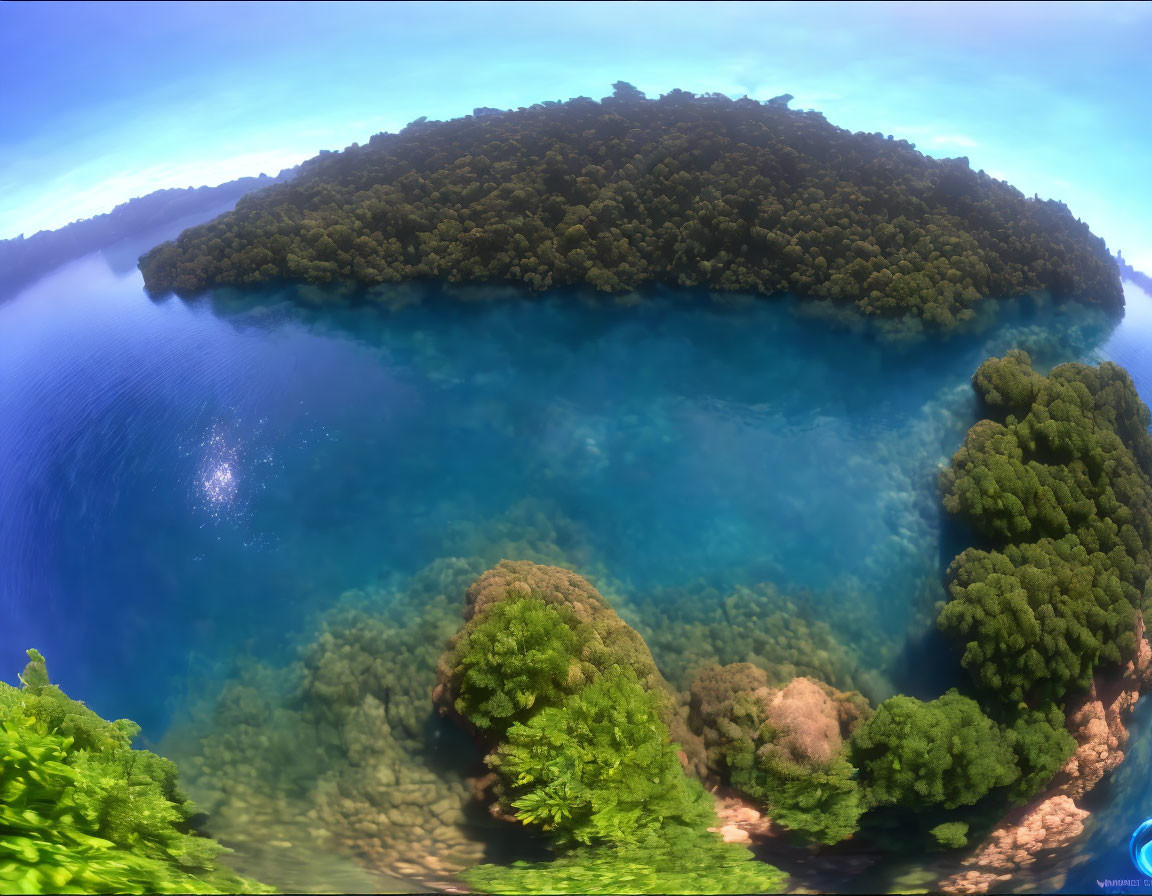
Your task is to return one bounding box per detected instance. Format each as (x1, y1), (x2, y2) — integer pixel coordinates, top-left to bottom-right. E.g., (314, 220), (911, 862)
(940, 353), (1152, 704)
(849, 691), (1018, 811)
(140, 84), (1121, 328)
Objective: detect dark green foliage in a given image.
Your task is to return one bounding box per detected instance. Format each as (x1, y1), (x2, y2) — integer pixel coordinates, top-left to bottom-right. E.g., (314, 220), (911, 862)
(1004, 705), (1077, 805)
(460, 835), (788, 895)
(732, 753), (865, 846)
(0, 651), (271, 895)
(971, 348), (1043, 416)
(930, 821), (970, 849)
(941, 539), (1138, 703)
(849, 691), (1018, 811)
(139, 88), (1121, 327)
(449, 594), (581, 734)
(940, 353), (1152, 704)
(491, 669), (713, 849)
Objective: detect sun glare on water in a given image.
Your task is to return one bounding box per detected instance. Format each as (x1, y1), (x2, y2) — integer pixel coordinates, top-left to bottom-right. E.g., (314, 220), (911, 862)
(196, 425), (243, 519)
(203, 461), (237, 504)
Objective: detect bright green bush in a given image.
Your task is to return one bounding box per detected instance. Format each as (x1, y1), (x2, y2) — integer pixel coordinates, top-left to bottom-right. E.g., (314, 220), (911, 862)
(491, 668), (713, 848)
(461, 835), (788, 895)
(930, 821), (970, 849)
(0, 651), (271, 895)
(1004, 704), (1077, 805)
(849, 691), (1018, 811)
(741, 755), (864, 846)
(448, 594), (581, 734)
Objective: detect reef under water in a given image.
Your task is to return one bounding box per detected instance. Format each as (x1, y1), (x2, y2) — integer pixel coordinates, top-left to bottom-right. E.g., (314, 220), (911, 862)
(2, 236), (1151, 893)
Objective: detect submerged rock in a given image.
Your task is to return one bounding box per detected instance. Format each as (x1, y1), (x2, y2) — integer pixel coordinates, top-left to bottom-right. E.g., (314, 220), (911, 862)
(942, 796), (1089, 896)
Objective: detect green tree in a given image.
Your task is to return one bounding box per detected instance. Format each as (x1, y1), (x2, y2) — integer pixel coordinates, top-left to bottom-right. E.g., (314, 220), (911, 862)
(447, 594), (581, 734)
(850, 691), (1018, 810)
(491, 669), (713, 848)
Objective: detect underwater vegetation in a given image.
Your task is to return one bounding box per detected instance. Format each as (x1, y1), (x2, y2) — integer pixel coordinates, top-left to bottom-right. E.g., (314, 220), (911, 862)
(164, 557), (495, 891)
(160, 512), (614, 891)
(624, 580), (882, 695)
(139, 83), (1120, 329)
(0, 650), (269, 895)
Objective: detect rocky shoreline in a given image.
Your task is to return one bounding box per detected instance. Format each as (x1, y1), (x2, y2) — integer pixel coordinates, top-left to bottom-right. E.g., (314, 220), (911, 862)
(940, 620), (1152, 895)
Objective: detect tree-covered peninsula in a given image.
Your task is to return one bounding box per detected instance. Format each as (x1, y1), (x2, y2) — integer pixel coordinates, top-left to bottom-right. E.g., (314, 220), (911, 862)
(139, 84), (1121, 328)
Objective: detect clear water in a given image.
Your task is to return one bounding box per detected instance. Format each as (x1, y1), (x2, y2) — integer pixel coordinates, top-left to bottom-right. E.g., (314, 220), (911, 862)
(2, 227), (1150, 890)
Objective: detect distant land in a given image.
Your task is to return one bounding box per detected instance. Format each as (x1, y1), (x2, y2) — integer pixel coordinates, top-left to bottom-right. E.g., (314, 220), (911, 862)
(140, 83), (1122, 331)
(1117, 251), (1152, 295)
(0, 168), (296, 300)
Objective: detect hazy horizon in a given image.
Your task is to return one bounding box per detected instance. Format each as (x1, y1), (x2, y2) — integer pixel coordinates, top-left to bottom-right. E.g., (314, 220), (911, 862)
(2, 0), (1150, 269)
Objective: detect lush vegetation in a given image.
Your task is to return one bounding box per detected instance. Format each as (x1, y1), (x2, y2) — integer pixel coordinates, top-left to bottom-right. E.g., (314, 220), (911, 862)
(939, 352), (1152, 705)
(848, 691), (1017, 811)
(675, 354), (1152, 854)
(0, 650), (270, 895)
(461, 836), (787, 895)
(139, 83), (1121, 328)
(439, 562), (786, 894)
(446, 594), (581, 735)
(490, 668), (714, 849)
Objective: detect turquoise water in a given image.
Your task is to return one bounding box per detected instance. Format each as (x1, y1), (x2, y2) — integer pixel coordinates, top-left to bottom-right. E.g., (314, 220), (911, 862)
(1, 234), (1150, 889)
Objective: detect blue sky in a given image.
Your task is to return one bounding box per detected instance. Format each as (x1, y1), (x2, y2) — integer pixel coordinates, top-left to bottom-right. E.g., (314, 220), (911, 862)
(2, 0), (1150, 269)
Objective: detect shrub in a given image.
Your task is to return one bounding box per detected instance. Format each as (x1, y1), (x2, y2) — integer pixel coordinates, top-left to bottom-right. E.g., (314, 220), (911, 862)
(849, 691), (1018, 810)
(0, 650), (271, 895)
(491, 668), (713, 848)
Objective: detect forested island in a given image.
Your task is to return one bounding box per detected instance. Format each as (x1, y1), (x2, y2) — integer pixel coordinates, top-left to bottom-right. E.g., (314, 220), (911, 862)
(0, 169), (294, 300)
(139, 84), (1121, 329)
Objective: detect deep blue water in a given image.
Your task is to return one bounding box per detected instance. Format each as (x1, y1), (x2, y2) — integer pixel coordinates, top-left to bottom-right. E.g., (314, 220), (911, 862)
(1, 232), (1150, 889)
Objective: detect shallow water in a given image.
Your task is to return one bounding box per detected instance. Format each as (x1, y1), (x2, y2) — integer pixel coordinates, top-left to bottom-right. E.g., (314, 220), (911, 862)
(1, 235), (1150, 890)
